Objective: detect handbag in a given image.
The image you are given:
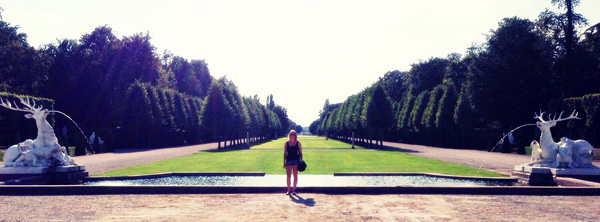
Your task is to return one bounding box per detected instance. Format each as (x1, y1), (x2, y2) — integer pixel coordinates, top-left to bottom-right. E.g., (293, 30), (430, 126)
(298, 160), (307, 172)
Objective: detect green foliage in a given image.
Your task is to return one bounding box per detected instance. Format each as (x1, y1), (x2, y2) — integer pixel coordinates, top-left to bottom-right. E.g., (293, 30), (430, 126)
(201, 79), (232, 144)
(408, 90), (429, 131)
(454, 88), (475, 127)
(545, 93), (600, 146)
(397, 94), (414, 130)
(435, 82), (457, 129)
(473, 17), (555, 128)
(0, 20), (50, 96)
(406, 57), (449, 95)
(582, 94), (600, 128)
(122, 83), (154, 148)
(378, 70), (409, 102)
(172, 93), (190, 131)
(309, 119), (321, 135)
(421, 86), (443, 130)
(366, 85), (395, 138)
(0, 16), (293, 150)
(269, 98), (290, 135)
(310, 4), (599, 149)
(0, 92), (55, 146)
(252, 137), (364, 150)
(169, 56), (212, 98)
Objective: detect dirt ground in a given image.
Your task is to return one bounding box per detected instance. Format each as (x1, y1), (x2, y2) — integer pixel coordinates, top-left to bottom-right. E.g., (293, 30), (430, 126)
(1, 194), (599, 221)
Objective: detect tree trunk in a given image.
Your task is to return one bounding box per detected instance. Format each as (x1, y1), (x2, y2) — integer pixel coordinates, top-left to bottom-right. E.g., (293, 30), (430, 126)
(74, 134), (86, 156)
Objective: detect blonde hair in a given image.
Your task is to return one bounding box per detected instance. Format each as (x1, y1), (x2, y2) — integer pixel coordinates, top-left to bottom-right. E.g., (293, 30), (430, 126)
(288, 130), (297, 139)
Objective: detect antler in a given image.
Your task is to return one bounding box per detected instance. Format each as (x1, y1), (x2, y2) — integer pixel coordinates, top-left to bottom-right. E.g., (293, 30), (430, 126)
(534, 110), (581, 123)
(18, 97), (42, 112)
(533, 110), (546, 122)
(551, 110), (581, 122)
(0, 97), (40, 113)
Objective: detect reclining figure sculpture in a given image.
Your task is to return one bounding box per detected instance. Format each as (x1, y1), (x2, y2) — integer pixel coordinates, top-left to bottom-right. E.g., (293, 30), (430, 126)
(528, 110), (596, 168)
(1, 97), (75, 167)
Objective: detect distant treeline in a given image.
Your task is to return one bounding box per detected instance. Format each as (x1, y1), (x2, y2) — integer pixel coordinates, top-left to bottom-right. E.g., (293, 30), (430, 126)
(0, 16), (296, 150)
(311, 4), (600, 149)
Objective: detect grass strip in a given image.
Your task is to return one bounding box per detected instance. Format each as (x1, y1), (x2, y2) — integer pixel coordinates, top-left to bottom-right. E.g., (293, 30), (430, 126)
(252, 136), (365, 149)
(96, 149), (504, 177)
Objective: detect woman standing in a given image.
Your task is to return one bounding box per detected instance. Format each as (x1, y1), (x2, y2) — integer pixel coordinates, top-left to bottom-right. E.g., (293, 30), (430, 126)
(283, 130), (302, 195)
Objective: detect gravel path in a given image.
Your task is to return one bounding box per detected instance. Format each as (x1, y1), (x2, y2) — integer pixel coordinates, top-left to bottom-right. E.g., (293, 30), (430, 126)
(71, 143), (218, 174)
(383, 142), (532, 175)
(1, 194), (599, 221)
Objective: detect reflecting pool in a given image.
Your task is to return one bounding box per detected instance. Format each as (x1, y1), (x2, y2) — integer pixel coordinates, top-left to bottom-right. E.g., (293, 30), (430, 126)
(84, 174), (514, 187)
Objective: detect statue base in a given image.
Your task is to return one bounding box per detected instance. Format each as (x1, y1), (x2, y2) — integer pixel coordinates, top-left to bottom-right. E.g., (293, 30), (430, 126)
(0, 165), (88, 185)
(512, 165), (600, 186)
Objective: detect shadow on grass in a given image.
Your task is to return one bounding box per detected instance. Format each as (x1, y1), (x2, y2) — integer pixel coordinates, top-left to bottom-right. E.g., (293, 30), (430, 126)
(360, 144), (420, 153)
(204, 144), (251, 152)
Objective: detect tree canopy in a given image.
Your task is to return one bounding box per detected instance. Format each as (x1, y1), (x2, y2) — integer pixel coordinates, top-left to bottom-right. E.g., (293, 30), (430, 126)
(310, 2), (600, 148)
(0, 20), (292, 150)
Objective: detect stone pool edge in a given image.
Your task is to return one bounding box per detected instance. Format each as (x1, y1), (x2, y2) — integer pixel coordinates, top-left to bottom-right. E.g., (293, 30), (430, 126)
(2, 172), (600, 196)
(1, 185), (600, 196)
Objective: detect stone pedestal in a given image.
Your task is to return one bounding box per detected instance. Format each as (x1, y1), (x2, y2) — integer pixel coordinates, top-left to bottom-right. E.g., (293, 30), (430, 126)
(0, 165), (88, 185)
(513, 165), (600, 186)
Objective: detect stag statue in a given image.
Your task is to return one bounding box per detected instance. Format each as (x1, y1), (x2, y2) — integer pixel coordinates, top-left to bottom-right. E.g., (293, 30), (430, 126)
(527, 110), (596, 168)
(1, 97), (75, 167)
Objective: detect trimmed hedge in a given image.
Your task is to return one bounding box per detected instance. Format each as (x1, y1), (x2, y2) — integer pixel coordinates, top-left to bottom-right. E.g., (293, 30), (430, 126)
(547, 93), (600, 147)
(0, 92), (55, 146)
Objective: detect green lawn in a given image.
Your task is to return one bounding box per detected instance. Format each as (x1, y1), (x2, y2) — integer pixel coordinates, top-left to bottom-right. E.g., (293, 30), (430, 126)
(97, 137), (504, 177)
(252, 136), (365, 149)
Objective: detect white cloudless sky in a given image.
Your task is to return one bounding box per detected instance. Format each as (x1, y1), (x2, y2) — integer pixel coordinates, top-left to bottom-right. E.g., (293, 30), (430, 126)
(2, 0), (599, 126)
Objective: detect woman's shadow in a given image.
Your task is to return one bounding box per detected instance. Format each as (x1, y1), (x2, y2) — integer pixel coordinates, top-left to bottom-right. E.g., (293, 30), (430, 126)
(289, 194), (315, 207)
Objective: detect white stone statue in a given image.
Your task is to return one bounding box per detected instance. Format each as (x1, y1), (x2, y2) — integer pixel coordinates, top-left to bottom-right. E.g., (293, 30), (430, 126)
(527, 110), (596, 168)
(1, 97), (76, 167)
(89, 132), (95, 145)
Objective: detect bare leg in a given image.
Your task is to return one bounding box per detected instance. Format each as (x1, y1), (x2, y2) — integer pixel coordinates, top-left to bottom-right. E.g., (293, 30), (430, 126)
(285, 165), (292, 193)
(292, 165), (298, 193)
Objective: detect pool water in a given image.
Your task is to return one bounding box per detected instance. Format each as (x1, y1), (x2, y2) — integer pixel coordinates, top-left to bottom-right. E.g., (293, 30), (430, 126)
(84, 175), (513, 187)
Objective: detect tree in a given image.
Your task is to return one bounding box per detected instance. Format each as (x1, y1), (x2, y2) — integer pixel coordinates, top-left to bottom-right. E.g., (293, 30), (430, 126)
(309, 119), (321, 135)
(471, 17), (554, 128)
(405, 57), (449, 95)
(538, 1), (588, 96)
(266, 94), (275, 110)
(295, 125), (303, 134)
(551, 0), (582, 59)
(421, 86), (443, 130)
(397, 94), (414, 130)
(436, 82), (457, 129)
(0, 19), (50, 96)
(366, 85), (394, 148)
(168, 56), (213, 98)
(122, 82), (154, 148)
(578, 23), (600, 94)
(201, 78), (234, 148)
(267, 95), (290, 136)
(378, 70), (409, 102)
(221, 78), (249, 145)
(408, 90), (429, 132)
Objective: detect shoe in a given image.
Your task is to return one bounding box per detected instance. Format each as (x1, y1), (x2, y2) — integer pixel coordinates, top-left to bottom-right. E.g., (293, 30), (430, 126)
(292, 192), (297, 195)
(285, 192), (290, 195)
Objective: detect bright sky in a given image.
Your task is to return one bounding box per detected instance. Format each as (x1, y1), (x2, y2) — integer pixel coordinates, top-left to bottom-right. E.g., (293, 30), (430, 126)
(2, 0), (599, 126)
